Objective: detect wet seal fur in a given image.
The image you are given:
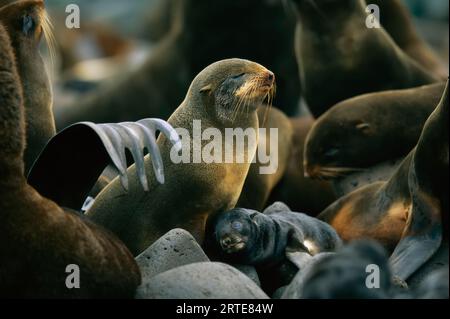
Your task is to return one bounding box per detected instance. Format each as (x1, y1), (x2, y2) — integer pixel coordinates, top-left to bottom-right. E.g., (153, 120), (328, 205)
(0, 23), (140, 298)
(87, 58), (276, 256)
(290, 0), (439, 117)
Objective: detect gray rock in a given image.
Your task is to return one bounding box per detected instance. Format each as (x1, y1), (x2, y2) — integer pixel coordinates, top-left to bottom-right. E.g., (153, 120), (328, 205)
(136, 262), (269, 299)
(136, 228), (209, 280)
(232, 264), (261, 287)
(281, 253), (335, 299)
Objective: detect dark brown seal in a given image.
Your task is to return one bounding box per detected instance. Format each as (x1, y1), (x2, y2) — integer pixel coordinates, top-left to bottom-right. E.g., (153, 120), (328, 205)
(0, 0), (55, 173)
(372, 0), (448, 79)
(304, 82), (446, 180)
(290, 0), (439, 117)
(318, 80), (449, 282)
(268, 116), (337, 216)
(0, 23), (140, 298)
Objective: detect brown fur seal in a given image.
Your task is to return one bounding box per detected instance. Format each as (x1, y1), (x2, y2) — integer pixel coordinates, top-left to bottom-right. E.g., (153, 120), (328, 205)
(290, 0), (439, 117)
(304, 82), (446, 180)
(390, 79), (449, 281)
(55, 0), (299, 130)
(0, 24), (140, 298)
(86, 59), (276, 256)
(268, 116), (337, 216)
(372, 0), (448, 79)
(318, 80), (449, 280)
(0, 0), (55, 173)
(237, 106), (294, 211)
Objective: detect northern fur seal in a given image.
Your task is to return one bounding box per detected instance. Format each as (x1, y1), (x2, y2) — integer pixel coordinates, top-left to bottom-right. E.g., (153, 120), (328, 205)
(290, 0), (439, 117)
(205, 202), (342, 266)
(304, 82), (446, 179)
(0, 24), (140, 298)
(269, 116), (337, 215)
(237, 106), (294, 211)
(372, 0), (448, 79)
(318, 80), (449, 280)
(0, 0), (55, 173)
(87, 59), (276, 255)
(56, 0), (299, 130)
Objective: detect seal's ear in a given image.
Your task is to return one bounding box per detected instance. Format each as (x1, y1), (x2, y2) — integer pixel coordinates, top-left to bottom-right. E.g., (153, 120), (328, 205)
(200, 84), (212, 93)
(356, 122), (372, 135)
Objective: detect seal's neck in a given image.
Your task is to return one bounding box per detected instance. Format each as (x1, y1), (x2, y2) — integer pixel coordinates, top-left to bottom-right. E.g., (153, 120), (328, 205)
(0, 25), (26, 189)
(295, 0), (365, 31)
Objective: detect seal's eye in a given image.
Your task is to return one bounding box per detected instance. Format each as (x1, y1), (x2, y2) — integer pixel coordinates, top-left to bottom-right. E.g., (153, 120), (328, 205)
(22, 14), (36, 36)
(231, 221), (243, 231)
(324, 148), (339, 158)
(231, 73), (246, 80)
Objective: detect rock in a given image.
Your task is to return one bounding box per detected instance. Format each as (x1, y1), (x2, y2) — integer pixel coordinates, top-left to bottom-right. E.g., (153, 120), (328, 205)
(136, 229), (209, 280)
(136, 262), (269, 299)
(232, 264), (261, 287)
(282, 241), (392, 299)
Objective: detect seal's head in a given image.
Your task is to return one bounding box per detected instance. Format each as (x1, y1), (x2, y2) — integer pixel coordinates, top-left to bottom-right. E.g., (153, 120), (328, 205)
(210, 208), (260, 255)
(186, 58), (275, 124)
(304, 102), (380, 180)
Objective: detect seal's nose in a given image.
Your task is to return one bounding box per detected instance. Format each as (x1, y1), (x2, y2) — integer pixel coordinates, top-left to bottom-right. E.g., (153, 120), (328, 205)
(221, 237), (232, 248)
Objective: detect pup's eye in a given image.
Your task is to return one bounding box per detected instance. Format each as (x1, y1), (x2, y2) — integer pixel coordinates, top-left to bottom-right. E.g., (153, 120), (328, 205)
(231, 221), (243, 231)
(231, 73), (245, 80)
(22, 14), (36, 36)
(324, 148), (339, 158)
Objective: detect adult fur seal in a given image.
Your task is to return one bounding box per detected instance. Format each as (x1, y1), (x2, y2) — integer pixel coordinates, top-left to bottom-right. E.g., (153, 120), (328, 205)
(290, 0), (439, 117)
(0, 24), (140, 298)
(318, 81), (449, 280)
(269, 116), (337, 215)
(372, 0), (448, 79)
(0, 0), (55, 173)
(304, 82), (446, 180)
(237, 106), (294, 211)
(56, 0), (299, 130)
(205, 202), (342, 266)
(87, 59), (276, 256)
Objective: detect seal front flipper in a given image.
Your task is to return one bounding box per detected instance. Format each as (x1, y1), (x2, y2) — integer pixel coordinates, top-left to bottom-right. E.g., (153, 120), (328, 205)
(390, 80), (449, 281)
(28, 119), (181, 211)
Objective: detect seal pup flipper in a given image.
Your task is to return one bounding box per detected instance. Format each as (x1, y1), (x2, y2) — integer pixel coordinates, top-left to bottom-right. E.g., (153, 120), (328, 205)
(390, 80), (449, 281)
(28, 119), (180, 210)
